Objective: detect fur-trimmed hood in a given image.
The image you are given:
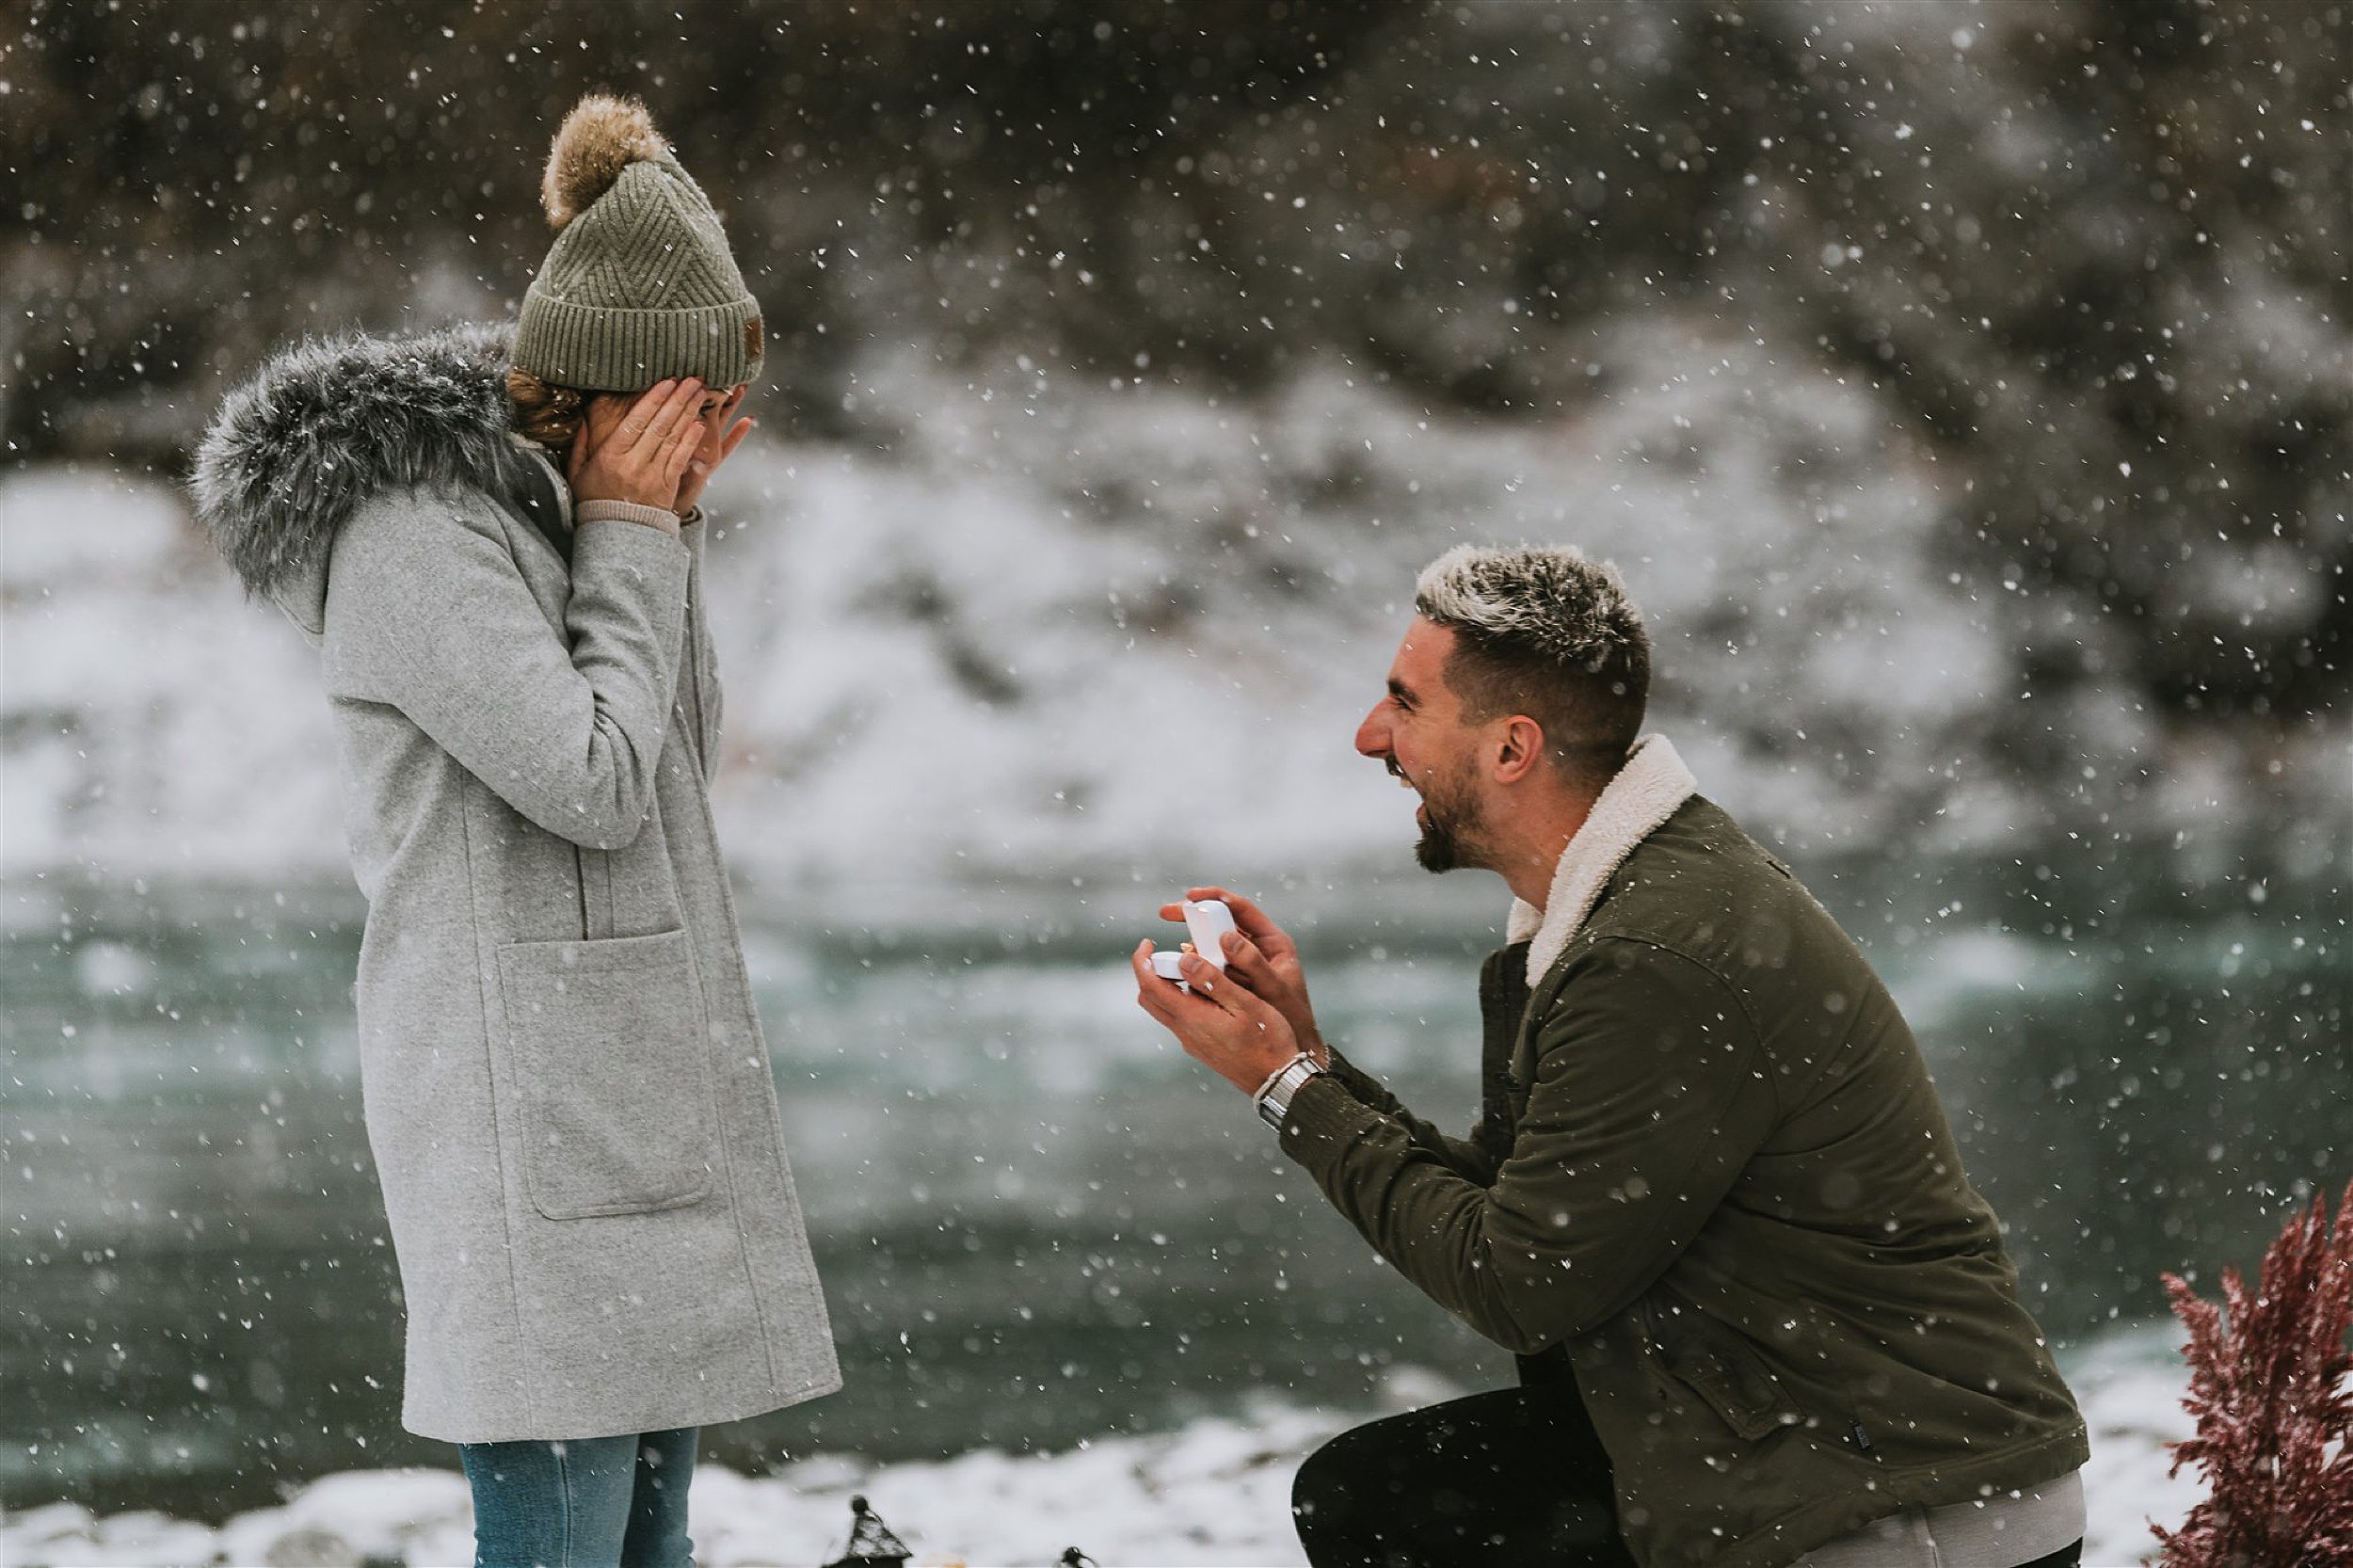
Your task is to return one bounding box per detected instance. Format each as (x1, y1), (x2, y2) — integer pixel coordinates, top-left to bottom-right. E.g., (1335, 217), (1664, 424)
(188, 322), (533, 635)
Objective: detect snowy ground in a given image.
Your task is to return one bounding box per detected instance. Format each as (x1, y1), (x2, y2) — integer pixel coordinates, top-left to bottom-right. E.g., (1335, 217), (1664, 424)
(4, 1336), (2201, 1568)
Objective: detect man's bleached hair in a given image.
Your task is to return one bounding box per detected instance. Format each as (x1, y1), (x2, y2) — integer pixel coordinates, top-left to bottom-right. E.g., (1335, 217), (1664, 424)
(1412, 543), (1651, 788)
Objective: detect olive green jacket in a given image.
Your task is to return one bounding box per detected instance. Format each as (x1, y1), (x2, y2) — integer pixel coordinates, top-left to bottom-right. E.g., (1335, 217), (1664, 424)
(1279, 744), (2087, 1568)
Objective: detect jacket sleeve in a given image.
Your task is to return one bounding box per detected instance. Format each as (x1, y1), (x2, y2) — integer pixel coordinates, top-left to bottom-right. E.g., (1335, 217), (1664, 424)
(322, 484), (692, 848)
(1280, 938), (1775, 1354)
(1322, 1048), (1509, 1187)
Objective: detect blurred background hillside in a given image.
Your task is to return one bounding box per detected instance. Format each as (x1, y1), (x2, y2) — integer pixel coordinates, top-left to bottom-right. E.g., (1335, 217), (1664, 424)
(8, 0), (2348, 865)
(3, 0), (2348, 1539)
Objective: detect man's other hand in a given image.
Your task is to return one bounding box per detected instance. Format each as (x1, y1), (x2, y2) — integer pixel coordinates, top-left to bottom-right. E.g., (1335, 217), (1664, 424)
(1156, 888), (1328, 1066)
(1131, 938), (1304, 1095)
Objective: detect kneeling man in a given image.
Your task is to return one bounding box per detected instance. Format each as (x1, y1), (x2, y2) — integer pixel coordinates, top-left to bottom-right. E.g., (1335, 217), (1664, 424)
(1132, 545), (2088, 1568)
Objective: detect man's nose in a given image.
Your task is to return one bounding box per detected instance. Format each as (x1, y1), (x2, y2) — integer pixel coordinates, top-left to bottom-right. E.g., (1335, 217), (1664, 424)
(1354, 707), (1389, 759)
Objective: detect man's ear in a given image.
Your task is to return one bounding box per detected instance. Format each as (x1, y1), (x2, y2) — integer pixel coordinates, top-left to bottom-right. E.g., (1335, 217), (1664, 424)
(1490, 715), (1547, 785)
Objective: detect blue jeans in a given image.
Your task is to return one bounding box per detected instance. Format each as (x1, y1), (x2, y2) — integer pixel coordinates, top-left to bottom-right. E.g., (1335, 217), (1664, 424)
(459, 1427), (698, 1568)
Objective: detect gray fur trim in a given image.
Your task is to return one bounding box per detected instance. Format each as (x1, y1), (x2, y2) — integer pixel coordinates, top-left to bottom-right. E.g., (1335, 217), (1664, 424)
(188, 322), (517, 598)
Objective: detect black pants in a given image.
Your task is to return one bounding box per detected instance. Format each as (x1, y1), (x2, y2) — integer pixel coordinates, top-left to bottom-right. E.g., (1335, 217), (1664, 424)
(1292, 1384), (1635, 1568)
(1290, 1383), (2086, 1568)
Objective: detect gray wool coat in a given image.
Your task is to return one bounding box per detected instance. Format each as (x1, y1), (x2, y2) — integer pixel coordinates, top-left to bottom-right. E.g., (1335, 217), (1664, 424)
(191, 324), (840, 1443)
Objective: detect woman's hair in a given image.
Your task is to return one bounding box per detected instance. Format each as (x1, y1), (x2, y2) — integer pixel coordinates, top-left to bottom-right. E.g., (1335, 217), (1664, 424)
(505, 365), (586, 451)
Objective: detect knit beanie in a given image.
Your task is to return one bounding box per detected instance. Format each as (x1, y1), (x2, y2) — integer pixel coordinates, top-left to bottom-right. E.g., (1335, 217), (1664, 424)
(510, 94), (762, 393)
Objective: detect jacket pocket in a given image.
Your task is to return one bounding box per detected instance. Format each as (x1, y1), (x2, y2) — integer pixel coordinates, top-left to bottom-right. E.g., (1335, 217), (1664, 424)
(492, 928), (716, 1220)
(1638, 1297), (1803, 1442)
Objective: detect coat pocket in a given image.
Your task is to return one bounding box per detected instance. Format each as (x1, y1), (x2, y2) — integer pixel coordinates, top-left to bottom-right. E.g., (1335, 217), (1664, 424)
(492, 929), (716, 1220)
(1639, 1297), (1803, 1442)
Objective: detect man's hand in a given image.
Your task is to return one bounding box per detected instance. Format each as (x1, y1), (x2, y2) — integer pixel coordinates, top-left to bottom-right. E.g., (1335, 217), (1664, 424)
(1131, 937), (1303, 1095)
(674, 383), (754, 516)
(568, 377), (708, 520)
(1157, 888), (1327, 1065)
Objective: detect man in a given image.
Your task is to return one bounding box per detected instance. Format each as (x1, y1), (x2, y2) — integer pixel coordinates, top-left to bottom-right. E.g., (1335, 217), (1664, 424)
(1131, 545), (2089, 1568)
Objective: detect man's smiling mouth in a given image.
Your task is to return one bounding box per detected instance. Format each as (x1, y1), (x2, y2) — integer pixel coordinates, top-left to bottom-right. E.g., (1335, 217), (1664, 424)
(1385, 760), (1431, 824)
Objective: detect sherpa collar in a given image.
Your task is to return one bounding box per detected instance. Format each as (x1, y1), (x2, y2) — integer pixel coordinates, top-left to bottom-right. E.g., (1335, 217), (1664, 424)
(1503, 734), (1698, 987)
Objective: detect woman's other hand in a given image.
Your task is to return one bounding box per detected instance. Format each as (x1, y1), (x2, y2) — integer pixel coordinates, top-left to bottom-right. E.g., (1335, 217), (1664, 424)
(674, 384), (753, 517)
(567, 378), (708, 522)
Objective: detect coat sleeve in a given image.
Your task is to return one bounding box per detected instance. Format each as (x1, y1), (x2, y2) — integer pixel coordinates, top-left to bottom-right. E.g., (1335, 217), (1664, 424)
(1279, 938), (1775, 1354)
(680, 512), (724, 765)
(322, 484), (692, 849)
(1322, 1048), (1509, 1187)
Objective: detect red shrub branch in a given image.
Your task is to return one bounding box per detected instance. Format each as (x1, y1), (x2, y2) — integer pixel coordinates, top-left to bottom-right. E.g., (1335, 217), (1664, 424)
(2155, 1179), (2353, 1568)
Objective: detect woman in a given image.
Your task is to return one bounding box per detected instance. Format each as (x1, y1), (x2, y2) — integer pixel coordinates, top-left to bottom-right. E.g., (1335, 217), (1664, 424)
(190, 95), (840, 1568)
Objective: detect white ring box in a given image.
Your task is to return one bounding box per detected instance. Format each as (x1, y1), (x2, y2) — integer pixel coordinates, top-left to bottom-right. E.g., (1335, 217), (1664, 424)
(1153, 899), (1237, 990)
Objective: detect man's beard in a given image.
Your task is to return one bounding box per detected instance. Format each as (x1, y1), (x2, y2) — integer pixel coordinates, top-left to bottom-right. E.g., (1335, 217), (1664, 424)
(1411, 768), (1488, 874)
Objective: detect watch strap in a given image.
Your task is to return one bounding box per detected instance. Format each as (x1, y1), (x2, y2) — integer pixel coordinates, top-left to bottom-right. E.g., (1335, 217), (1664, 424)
(1255, 1052), (1324, 1128)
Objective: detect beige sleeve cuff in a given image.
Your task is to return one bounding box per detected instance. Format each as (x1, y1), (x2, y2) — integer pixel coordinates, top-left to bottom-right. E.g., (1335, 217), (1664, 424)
(575, 498), (680, 531)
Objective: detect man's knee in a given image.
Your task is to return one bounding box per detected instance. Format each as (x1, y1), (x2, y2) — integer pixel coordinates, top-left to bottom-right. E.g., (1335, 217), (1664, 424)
(1292, 1416), (1397, 1535)
(1290, 1423), (1355, 1526)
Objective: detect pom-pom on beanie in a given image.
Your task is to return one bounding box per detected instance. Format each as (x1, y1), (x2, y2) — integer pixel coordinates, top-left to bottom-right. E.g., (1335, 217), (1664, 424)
(510, 94), (762, 393)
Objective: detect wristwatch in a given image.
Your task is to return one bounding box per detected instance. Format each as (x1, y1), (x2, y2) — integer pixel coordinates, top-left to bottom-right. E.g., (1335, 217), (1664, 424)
(1255, 1052), (1325, 1129)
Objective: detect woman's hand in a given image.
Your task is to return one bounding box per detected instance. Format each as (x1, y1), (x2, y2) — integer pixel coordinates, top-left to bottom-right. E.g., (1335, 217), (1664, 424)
(674, 384), (754, 517)
(567, 377), (708, 519)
